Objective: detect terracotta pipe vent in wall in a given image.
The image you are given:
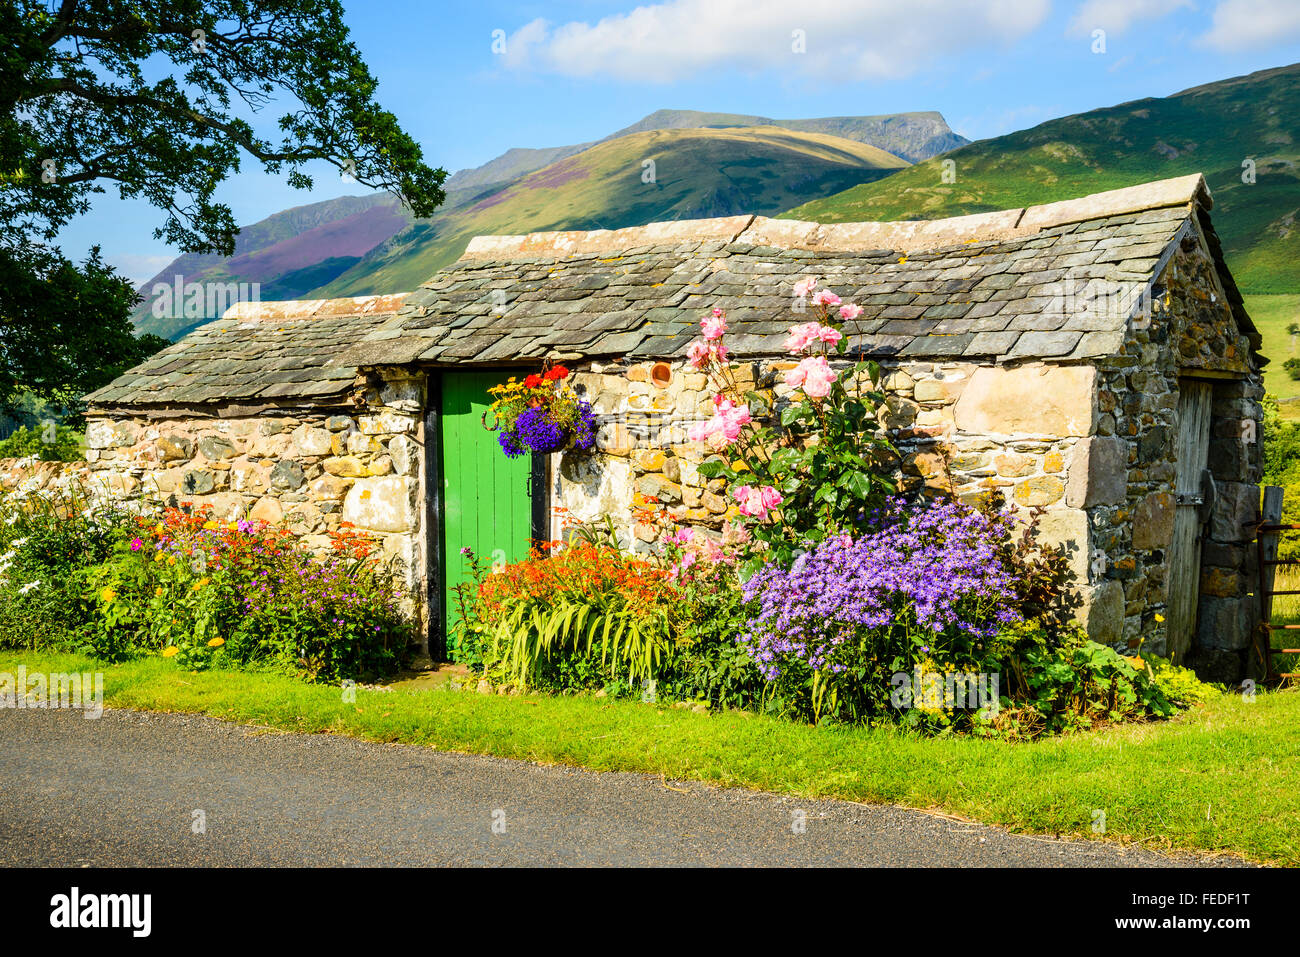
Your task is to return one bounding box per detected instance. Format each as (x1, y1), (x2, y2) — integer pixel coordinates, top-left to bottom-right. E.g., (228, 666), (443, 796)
(650, 362), (672, 389)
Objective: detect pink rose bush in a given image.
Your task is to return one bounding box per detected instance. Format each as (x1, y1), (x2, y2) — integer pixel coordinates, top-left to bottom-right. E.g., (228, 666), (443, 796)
(687, 393), (752, 451)
(680, 279), (897, 566)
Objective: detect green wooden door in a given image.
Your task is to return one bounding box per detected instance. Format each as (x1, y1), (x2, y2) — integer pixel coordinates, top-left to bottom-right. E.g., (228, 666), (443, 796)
(439, 371), (535, 653)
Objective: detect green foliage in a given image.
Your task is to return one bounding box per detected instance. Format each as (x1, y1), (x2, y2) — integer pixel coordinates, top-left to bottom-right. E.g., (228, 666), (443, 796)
(481, 592), (673, 692)
(659, 552), (764, 711)
(81, 508), (407, 680)
(1012, 630), (1175, 736)
(4, 0), (444, 255)
(0, 484), (408, 681)
(0, 244), (167, 410)
(0, 481), (134, 651)
(0, 423), (83, 461)
(1285, 359), (1300, 381)
(2, 0), (443, 406)
(1142, 655), (1223, 707)
(1260, 395), (1300, 563)
(453, 543), (677, 694)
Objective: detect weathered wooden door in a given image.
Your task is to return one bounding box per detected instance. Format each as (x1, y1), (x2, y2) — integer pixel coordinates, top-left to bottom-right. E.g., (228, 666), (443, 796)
(438, 371), (536, 656)
(1166, 379), (1214, 661)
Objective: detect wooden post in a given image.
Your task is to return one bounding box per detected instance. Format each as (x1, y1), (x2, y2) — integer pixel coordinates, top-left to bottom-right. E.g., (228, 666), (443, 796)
(1257, 486), (1284, 679)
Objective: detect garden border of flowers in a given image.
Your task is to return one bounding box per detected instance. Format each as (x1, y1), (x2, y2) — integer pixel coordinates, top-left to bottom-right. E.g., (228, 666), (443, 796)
(448, 285), (1219, 737)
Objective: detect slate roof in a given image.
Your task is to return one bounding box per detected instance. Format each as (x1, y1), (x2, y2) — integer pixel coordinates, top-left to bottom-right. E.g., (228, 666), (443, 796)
(85, 295), (407, 409)
(337, 173), (1252, 368)
(88, 174), (1257, 410)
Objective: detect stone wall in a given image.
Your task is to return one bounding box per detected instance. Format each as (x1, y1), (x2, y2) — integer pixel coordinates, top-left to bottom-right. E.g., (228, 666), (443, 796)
(79, 369), (430, 639)
(563, 357), (1097, 582)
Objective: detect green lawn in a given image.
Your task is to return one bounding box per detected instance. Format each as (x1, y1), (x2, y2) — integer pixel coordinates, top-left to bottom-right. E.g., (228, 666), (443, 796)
(1244, 292), (1300, 415)
(3, 650), (1297, 865)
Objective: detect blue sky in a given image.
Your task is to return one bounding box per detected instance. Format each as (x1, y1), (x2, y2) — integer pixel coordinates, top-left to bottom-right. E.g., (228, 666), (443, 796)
(59, 0), (1300, 285)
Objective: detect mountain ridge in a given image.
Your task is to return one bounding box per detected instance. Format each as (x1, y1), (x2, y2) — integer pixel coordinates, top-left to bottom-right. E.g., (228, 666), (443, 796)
(130, 107), (963, 340)
(782, 62), (1300, 294)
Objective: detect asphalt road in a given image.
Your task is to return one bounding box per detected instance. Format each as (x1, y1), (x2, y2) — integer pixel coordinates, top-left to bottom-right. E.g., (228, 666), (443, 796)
(0, 707), (1237, 867)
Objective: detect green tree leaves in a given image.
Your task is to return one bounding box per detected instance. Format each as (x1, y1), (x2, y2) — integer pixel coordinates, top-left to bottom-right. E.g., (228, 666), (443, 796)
(1, 0), (445, 409)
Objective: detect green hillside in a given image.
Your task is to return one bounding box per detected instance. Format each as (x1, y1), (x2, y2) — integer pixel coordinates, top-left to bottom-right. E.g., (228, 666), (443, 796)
(784, 62), (1300, 295)
(314, 126), (909, 297)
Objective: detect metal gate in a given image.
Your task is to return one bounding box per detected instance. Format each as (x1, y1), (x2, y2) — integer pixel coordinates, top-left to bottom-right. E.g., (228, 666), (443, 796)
(1255, 486), (1300, 681)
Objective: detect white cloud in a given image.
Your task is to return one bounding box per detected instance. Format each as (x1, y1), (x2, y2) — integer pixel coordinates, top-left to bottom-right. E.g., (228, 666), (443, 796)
(501, 0), (1051, 83)
(1066, 0), (1193, 38)
(1198, 0), (1300, 51)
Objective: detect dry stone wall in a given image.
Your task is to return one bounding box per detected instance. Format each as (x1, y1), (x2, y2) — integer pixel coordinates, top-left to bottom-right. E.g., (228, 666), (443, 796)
(561, 357), (1099, 603)
(77, 370), (429, 627)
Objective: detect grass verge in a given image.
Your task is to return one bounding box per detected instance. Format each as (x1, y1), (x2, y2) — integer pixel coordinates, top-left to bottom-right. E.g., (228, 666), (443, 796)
(2, 649), (1296, 865)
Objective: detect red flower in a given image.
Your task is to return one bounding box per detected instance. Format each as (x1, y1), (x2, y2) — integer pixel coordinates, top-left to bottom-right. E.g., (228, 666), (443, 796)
(523, 374), (543, 388)
(544, 366), (570, 381)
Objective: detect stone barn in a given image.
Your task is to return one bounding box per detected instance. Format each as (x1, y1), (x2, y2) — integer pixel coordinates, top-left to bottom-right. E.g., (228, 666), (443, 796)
(83, 173), (1263, 680)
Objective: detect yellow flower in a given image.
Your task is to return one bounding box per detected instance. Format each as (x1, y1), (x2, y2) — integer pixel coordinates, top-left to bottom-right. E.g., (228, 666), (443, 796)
(202, 520), (217, 530)
(161, 647), (179, 658)
(207, 637), (225, 648)
(227, 522), (238, 531)
(167, 556), (176, 565)
(99, 587), (117, 603)
(1154, 613), (1165, 623)
(155, 523), (164, 535)
(154, 587), (163, 597)
(154, 552), (166, 563)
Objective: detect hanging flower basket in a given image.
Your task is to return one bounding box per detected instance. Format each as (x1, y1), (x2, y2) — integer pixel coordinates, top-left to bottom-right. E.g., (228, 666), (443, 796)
(483, 365), (598, 459)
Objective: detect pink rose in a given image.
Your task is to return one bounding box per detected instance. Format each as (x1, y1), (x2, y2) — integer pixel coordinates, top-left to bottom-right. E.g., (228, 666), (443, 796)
(787, 355), (837, 399)
(732, 485), (781, 519)
(812, 289), (842, 307)
(783, 321), (822, 354)
(701, 311), (727, 340)
(689, 398), (750, 450)
(720, 405), (751, 441)
(686, 341), (710, 369)
(818, 326), (843, 346)
(732, 485), (764, 517)
(839, 303), (863, 321)
(792, 277), (818, 298)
